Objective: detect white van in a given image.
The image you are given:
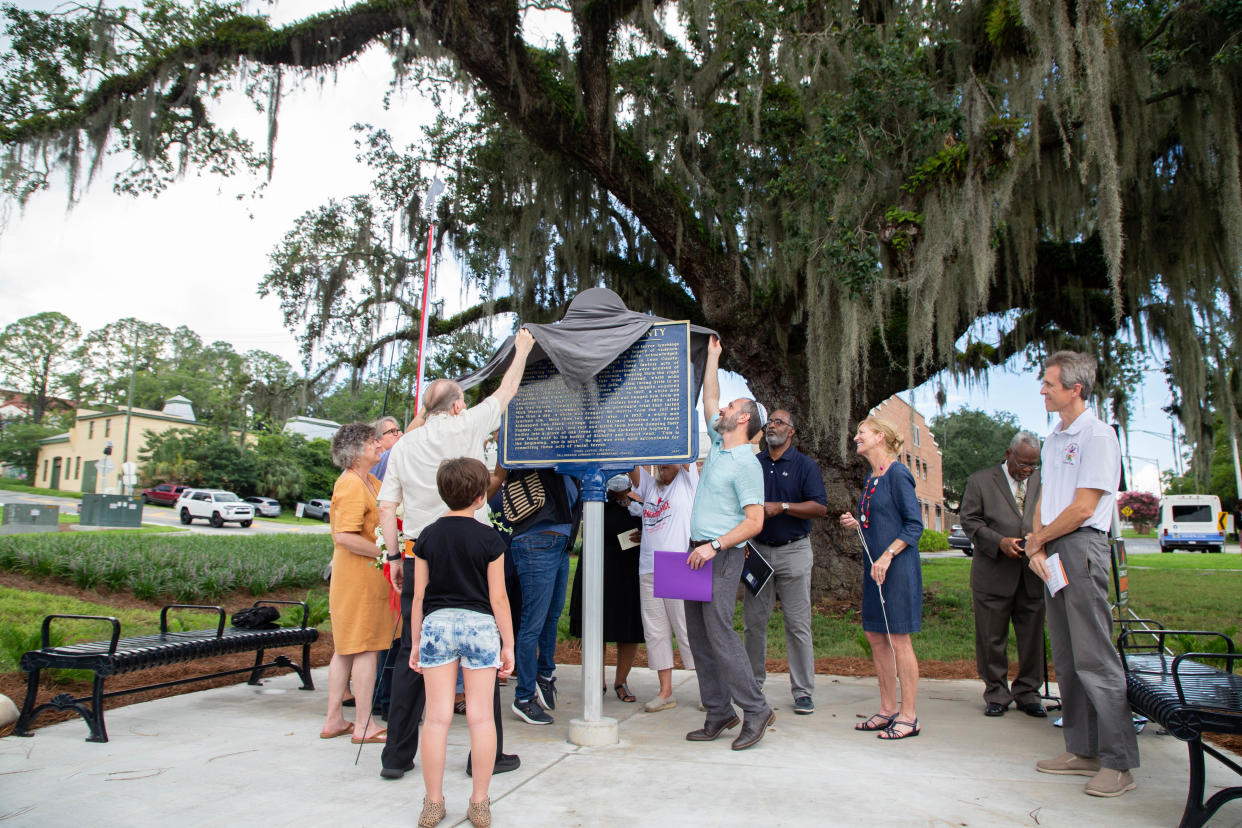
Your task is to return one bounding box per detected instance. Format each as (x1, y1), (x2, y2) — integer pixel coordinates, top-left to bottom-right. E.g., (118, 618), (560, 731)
(1157, 494), (1225, 553)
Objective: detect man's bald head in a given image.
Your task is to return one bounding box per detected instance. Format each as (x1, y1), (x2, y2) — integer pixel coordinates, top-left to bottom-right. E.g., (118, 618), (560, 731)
(423, 379), (464, 415)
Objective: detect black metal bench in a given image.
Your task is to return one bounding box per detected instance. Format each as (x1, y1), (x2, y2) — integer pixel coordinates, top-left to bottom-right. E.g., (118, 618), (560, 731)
(1118, 621), (1242, 828)
(14, 600), (318, 743)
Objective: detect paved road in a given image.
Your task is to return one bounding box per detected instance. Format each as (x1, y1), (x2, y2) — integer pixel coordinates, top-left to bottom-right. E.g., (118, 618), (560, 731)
(0, 489), (331, 536)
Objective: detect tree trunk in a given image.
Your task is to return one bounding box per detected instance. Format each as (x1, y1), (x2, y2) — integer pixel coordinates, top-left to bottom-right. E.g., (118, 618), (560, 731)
(729, 340), (875, 605)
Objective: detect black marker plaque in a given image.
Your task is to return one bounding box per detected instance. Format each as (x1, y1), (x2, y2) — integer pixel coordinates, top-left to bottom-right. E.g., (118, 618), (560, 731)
(500, 322), (695, 467)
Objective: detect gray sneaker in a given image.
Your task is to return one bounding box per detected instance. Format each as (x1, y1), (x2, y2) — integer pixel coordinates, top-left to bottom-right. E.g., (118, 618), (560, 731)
(793, 696), (815, 715)
(1084, 768), (1136, 797)
(512, 696), (552, 725)
(535, 674), (558, 711)
(1035, 752), (1102, 776)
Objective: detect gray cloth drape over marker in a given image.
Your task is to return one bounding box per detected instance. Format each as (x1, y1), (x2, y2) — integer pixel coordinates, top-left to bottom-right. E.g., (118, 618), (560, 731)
(456, 287), (718, 401)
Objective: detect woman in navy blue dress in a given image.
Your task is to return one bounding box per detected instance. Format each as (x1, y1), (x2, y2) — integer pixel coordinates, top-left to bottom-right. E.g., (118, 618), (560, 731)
(839, 416), (924, 740)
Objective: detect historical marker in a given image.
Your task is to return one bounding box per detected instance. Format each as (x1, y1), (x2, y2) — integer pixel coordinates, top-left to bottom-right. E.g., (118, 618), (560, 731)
(500, 321), (696, 467)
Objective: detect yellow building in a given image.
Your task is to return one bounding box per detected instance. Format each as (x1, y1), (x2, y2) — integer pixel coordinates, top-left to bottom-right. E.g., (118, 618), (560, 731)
(35, 396), (201, 493)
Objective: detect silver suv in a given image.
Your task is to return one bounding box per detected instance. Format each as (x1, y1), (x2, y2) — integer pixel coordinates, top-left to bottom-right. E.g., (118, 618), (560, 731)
(175, 489), (255, 528)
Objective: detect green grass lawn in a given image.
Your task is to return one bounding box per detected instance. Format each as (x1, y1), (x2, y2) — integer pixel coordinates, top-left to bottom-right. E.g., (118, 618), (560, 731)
(715, 552), (1240, 663)
(4, 516), (186, 536)
(255, 512), (332, 526)
(1125, 552), (1242, 570)
(0, 479), (83, 498)
(5, 541), (1236, 676)
(0, 586), (223, 672)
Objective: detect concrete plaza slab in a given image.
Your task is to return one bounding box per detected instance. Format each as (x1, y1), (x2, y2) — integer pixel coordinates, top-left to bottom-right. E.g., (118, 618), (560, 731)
(2, 665), (1238, 826)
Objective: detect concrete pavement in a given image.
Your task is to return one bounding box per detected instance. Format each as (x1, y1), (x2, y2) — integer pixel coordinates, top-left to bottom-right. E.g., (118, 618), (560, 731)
(3, 665), (1238, 827)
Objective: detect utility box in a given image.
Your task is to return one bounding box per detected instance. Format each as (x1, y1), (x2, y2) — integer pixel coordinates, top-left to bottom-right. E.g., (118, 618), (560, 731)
(0, 503), (61, 534)
(80, 494), (144, 528)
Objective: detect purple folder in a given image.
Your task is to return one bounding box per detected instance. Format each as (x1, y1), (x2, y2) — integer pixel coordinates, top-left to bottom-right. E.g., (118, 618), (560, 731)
(653, 548), (712, 601)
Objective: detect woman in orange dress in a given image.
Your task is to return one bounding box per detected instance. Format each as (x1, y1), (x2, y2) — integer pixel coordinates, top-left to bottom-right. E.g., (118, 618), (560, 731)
(320, 422), (398, 743)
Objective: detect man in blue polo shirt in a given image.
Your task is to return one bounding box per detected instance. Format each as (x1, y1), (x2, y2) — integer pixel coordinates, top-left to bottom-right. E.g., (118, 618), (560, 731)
(742, 409), (827, 715)
(684, 335), (774, 751)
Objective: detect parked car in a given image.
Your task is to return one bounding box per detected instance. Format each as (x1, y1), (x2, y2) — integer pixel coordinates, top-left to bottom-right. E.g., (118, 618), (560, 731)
(948, 524), (973, 556)
(243, 496), (282, 518)
(175, 489), (255, 528)
(302, 498), (331, 522)
(141, 483), (189, 506)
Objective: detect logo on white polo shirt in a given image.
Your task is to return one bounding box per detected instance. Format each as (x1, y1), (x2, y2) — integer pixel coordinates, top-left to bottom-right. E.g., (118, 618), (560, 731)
(1063, 442), (1079, 465)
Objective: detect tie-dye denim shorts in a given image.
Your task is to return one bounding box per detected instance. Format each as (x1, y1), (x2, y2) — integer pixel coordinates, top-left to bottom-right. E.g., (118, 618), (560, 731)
(419, 607), (501, 670)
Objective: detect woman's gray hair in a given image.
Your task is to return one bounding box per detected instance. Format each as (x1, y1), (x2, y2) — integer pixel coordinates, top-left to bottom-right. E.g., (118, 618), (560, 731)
(1046, 350), (1097, 399)
(1009, 431), (1041, 452)
(331, 422), (377, 470)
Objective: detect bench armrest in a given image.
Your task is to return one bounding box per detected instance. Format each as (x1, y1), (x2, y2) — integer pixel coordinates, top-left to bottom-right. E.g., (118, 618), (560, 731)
(42, 614), (121, 653)
(161, 605), (225, 637)
(1171, 651), (1242, 705)
(251, 600), (310, 629)
(1118, 626), (1234, 670)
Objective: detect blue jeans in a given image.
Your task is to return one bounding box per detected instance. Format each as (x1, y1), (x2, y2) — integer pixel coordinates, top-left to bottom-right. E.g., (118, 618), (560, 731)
(511, 531), (570, 700)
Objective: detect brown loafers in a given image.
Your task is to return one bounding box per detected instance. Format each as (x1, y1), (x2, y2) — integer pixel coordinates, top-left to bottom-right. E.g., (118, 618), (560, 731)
(731, 709), (776, 751)
(686, 714), (740, 741)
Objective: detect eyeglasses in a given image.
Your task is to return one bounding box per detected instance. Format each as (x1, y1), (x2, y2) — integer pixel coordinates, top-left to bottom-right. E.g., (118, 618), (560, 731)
(767, 418), (791, 428)
(382, 428), (401, 437)
(1014, 460), (1041, 470)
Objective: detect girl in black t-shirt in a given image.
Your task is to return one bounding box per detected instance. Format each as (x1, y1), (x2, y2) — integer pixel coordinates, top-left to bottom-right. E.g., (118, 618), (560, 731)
(411, 457), (515, 828)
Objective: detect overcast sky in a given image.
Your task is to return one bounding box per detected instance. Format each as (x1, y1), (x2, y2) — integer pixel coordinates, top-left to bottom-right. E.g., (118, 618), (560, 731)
(0, 1), (1183, 493)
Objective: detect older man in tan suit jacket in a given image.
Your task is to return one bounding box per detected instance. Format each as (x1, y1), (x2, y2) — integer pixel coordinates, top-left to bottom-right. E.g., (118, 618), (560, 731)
(960, 431), (1047, 717)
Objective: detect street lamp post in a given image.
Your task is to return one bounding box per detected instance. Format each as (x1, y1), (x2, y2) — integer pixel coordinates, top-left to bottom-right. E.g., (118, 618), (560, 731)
(1126, 426), (1184, 478)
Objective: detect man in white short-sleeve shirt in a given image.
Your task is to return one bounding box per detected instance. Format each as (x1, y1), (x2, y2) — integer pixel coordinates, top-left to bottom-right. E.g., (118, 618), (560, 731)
(1024, 350), (1139, 798)
(374, 328), (535, 781)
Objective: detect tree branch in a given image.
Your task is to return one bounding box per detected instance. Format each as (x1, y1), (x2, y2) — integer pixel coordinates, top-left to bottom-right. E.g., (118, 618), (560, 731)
(304, 294), (515, 386)
(1, 2), (410, 144)
(418, 0), (751, 332)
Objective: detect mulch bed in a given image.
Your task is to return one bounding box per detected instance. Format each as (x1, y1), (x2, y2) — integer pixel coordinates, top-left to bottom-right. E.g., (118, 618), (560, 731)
(3, 570), (1239, 756)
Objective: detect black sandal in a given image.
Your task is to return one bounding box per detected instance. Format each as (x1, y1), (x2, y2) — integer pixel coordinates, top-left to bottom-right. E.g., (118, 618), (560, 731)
(614, 683), (636, 703)
(877, 718), (920, 740)
(854, 712), (896, 732)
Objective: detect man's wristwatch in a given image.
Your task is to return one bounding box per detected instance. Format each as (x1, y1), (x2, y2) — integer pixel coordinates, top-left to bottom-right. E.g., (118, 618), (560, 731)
(386, 553), (403, 562)
(781, 502), (789, 512)
(710, 539), (722, 552)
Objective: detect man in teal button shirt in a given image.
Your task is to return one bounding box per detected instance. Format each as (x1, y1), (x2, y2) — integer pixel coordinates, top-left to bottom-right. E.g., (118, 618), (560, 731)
(684, 335), (775, 751)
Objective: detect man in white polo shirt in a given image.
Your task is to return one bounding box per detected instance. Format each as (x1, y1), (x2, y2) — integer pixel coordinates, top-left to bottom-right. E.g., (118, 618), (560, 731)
(1024, 350), (1139, 798)
(375, 328), (535, 781)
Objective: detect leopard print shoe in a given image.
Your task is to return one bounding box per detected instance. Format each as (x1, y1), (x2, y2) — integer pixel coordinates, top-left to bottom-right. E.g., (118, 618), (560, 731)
(418, 797), (446, 827)
(466, 796), (491, 827)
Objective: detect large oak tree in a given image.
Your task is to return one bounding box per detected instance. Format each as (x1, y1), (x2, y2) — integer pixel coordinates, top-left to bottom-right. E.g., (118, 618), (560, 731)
(3, 0), (1240, 598)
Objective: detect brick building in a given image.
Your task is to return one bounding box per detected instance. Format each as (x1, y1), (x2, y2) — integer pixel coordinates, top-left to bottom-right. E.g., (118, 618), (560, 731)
(870, 395), (948, 532)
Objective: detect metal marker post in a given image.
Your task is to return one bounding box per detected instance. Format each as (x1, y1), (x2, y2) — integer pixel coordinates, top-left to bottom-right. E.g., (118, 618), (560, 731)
(582, 471), (604, 723)
(568, 467), (618, 746)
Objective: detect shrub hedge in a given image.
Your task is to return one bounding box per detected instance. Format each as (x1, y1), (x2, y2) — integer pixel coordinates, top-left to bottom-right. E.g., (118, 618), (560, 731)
(0, 533), (330, 603)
